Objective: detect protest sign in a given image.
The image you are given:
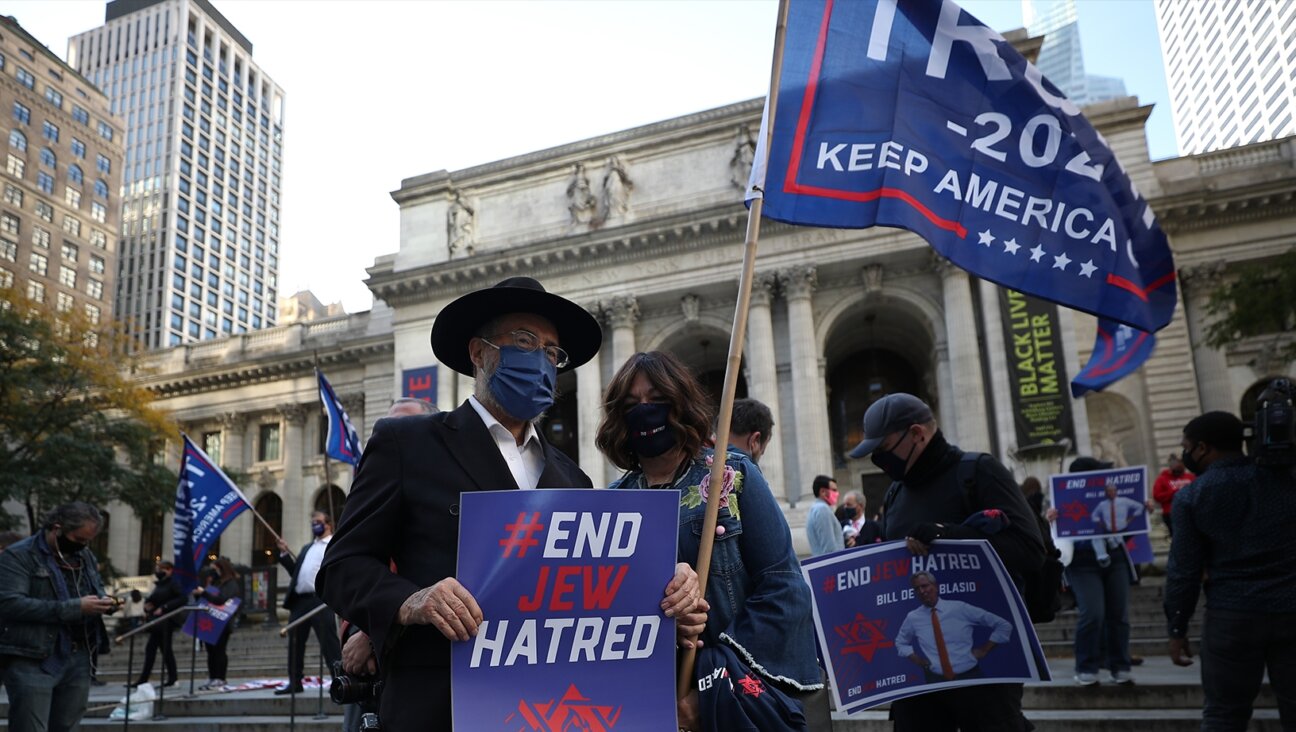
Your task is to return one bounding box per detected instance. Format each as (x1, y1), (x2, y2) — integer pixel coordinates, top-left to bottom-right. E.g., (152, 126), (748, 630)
(1049, 466), (1149, 540)
(180, 597), (240, 644)
(802, 540), (1049, 715)
(452, 489), (679, 732)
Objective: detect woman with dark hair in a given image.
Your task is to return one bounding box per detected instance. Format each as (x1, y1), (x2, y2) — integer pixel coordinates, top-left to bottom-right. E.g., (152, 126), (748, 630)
(192, 557), (241, 689)
(597, 351), (826, 731)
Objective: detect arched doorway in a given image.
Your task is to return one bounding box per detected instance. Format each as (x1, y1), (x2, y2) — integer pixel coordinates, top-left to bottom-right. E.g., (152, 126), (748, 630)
(1085, 392), (1148, 468)
(251, 493), (283, 569)
(313, 484), (348, 524)
(656, 328), (748, 414)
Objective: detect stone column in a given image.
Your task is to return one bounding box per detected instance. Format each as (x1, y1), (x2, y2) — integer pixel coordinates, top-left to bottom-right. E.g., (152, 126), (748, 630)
(279, 404), (309, 552)
(935, 256), (991, 452)
(437, 363), (457, 412)
(977, 278), (1017, 463)
(605, 296), (640, 375)
(745, 272), (789, 502)
(576, 302), (606, 483)
(219, 412), (253, 568)
(1180, 263), (1233, 413)
(781, 265), (832, 503)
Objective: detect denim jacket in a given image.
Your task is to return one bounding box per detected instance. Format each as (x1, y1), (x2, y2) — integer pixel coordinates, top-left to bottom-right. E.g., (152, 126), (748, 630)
(610, 448), (823, 689)
(0, 534), (110, 660)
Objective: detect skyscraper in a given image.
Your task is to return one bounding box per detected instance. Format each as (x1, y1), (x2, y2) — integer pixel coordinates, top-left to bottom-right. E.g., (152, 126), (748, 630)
(1155, 0), (1296, 155)
(68, 0), (284, 350)
(1023, 0), (1127, 107)
(1, 16), (124, 336)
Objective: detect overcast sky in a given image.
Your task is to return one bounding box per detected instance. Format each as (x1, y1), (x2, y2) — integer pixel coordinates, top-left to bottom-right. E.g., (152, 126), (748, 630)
(4, 0), (1174, 314)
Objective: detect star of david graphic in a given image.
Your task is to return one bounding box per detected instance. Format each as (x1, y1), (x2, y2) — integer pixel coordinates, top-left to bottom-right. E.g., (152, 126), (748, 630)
(509, 683), (621, 732)
(736, 675), (766, 698)
(834, 612), (894, 662)
(1060, 499), (1090, 523)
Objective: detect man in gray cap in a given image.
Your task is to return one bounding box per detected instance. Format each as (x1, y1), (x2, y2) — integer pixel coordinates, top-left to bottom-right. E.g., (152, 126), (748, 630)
(849, 392), (1043, 731)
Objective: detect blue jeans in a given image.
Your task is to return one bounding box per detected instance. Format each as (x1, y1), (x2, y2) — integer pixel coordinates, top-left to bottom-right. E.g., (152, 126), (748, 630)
(2, 647), (92, 732)
(1201, 608), (1296, 730)
(1066, 548), (1131, 675)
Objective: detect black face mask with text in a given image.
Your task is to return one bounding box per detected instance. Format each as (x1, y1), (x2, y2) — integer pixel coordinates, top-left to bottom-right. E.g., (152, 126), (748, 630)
(625, 402), (678, 459)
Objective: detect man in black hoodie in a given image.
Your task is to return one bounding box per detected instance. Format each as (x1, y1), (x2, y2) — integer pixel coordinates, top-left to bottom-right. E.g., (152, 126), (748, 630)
(130, 560), (186, 688)
(847, 393), (1044, 732)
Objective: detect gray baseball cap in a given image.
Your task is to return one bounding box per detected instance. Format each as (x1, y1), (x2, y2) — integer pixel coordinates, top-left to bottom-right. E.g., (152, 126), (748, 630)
(847, 393), (934, 459)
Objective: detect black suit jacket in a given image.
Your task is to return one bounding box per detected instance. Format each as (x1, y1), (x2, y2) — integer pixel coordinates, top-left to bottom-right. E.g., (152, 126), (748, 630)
(278, 541), (325, 611)
(316, 400), (592, 674)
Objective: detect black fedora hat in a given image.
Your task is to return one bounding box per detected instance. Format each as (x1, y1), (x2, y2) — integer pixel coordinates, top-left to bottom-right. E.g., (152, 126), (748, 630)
(430, 277), (602, 377)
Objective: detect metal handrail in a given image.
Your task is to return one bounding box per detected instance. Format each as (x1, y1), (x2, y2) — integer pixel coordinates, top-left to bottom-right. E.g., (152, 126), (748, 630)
(115, 604), (201, 643)
(279, 601), (329, 637)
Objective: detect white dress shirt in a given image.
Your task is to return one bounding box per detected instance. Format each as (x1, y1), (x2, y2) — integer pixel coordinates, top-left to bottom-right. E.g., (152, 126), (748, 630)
(895, 598), (1013, 674)
(468, 395), (545, 490)
(294, 534), (331, 594)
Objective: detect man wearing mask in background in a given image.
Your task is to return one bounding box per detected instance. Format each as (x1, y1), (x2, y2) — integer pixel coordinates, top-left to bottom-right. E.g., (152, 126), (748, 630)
(274, 511), (342, 695)
(129, 560), (185, 689)
(839, 491), (881, 547)
(317, 277), (700, 731)
(806, 475), (844, 556)
(848, 393), (1043, 731)
(0, 501), (114, 732)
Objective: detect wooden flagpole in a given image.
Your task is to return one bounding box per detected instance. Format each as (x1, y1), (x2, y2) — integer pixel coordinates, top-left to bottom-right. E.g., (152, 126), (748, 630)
(677, 0), (792, 701)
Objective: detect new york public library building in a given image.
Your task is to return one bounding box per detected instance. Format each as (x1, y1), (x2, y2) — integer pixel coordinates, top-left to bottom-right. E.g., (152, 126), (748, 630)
(105, 92), (1295, 602)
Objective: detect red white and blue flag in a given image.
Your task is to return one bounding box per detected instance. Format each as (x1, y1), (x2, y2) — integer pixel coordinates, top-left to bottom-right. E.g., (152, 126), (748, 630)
(173, 435), (251, 591)
(318, 369), (361, 466)
(749, 0), (1177, 333)
(1070, 320), (1157, 397)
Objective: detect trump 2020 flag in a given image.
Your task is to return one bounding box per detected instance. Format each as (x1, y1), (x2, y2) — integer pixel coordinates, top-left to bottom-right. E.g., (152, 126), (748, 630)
(750, 0), (1177, 333)
(1070, 319), (1156, 397)
(173, 435), (251, 591)
(318, 369), (361, 466)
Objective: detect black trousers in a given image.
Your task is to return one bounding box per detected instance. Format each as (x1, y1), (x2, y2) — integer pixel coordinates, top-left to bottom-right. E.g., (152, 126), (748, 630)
(204, 625), (232, 680)
(286, 598), (341, 685)
(891, 681), (1030, 732)
(1201, 608), (1296, 730)
(380, 665), (450, 731)
(139, 626), (177, 682)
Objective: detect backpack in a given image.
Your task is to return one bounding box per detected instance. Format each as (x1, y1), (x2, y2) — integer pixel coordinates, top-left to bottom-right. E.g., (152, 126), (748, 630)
(882, 453), (1064, 624)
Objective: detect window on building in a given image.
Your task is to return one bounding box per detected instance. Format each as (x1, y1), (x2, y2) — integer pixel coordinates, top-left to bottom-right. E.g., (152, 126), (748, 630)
(257, 422), (280, 462)
(36, 172), (52, 194)
(89, 229), (106, 248)
(15, 68), (34, 89)
(0, 213), (17, 236)
(8, 129), (25, 151)
(39, 147), (55, 168)
(65, 187), (81, 209)
(1, 184), (17, 205)
(96, 121), (113, 141)
(61, 215), (80, 237)
(12, 103), (30, 125)
(41, 121), (58, 143)
(0, 239), (13, 262)
(93, 179), (107, 199)
(89, 255), (104, 275)
(68, 164), (83, 185)
(6, 154), (25, 178)
(56, 290), (73, 312)
(96, 154), (110, 174)
(86, 278), (102, 299)
(33, 203), (51, 223)
(69, 138), (85, 159)
(0, 267), (11, 288)
(58, 265), (76, 288)
(44, 87), (63, 108)
(84, 303), (100, 325)
(61, 243), (77, 261)
(71, 105), (89, 125)
(28, 252), (47, 276)
(90, 202), (105, 223)
(27, 280), (43, 302)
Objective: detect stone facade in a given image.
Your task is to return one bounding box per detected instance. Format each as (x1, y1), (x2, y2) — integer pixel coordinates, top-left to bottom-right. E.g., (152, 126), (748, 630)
(105, 97), (1296, 575)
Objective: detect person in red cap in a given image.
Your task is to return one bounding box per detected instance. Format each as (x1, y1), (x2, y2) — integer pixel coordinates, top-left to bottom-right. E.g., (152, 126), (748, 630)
(317, 278), (702, 731)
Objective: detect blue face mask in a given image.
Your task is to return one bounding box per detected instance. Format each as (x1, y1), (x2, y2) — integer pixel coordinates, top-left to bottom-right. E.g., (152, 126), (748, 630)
(487, 346), (557, 422)
(626, 402), (677, 458)
(311, 522), (326, 537)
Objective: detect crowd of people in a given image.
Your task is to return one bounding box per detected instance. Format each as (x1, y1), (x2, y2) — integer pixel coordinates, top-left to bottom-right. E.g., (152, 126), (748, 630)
(1, 276), (1292, 732)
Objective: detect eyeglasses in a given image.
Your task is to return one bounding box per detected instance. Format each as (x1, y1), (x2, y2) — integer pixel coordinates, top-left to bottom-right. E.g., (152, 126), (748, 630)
(481, 329), (569, 368)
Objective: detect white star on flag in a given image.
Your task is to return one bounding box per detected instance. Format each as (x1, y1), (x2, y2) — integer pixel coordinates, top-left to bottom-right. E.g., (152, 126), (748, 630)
(978, 230), (995, 247)
(1053, 252), (1072, 271)
(1029, 245), (1045, 263)
(1079, 260), (1098, 278)
(1003, 238), (1020, 255)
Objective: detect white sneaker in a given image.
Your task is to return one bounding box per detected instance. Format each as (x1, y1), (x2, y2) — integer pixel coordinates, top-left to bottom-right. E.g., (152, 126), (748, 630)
(1075, 672), (1099, 686)
(1111, 670), (1134, 685)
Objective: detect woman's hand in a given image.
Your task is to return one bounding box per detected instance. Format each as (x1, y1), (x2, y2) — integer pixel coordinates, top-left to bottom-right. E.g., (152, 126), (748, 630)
(675, 598), (709, 650)
(661, 563), (700, 619)
(677, 688), (700, 732)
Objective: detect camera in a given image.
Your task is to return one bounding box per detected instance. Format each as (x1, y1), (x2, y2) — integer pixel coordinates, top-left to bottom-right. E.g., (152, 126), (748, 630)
(329, 661), (383, 707)
(1255, 378), (1295, 468)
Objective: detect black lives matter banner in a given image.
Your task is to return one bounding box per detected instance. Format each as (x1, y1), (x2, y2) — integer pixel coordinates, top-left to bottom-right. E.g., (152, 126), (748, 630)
(999, 290), (1076, 450)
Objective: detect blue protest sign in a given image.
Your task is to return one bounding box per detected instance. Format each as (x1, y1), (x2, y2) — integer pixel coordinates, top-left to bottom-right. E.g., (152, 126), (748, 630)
(802, 540), (1048, 715)
(1124, 532), (1154, 565)
(452, 489), (679, 732)
(401, 365), (438, 403)
(749, 0), (1177, 333)
(1071, 320), (1157, 397)
(181, 597), (241, 644)
(1049, 466), (1149, 540)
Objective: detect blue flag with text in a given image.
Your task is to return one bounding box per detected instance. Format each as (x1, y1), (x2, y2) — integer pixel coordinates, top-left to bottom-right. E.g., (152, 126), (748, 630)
(318, 369), (362, 466)
(172, 435), (251, 591)
(181, 597), (241, 644)
(1070, 319), (1156, 397)
(749, 0), (1177, 332)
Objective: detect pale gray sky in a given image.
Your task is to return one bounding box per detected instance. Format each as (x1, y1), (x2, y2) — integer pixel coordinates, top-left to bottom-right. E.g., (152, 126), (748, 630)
(4, 0), (1173, 314)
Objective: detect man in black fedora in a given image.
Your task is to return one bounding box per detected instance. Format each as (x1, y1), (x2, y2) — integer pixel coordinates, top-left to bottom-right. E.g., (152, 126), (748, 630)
(317, 277), (701, 731)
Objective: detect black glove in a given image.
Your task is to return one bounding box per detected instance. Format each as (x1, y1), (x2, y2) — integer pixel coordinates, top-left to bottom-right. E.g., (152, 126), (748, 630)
(909, 522), (943, 545)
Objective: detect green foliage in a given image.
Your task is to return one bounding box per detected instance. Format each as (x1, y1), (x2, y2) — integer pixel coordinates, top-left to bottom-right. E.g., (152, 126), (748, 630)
(1205, 248), (1296, 359)
(0, 288), (176, 533)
